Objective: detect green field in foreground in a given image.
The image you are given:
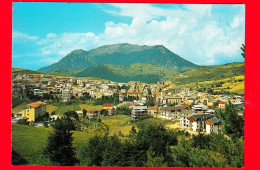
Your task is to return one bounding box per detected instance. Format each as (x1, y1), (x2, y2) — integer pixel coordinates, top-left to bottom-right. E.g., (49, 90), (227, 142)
(11, 116), (177, 165)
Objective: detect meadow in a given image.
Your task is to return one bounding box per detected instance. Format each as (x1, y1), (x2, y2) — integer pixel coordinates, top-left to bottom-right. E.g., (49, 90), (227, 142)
(11, 116), (178, 165)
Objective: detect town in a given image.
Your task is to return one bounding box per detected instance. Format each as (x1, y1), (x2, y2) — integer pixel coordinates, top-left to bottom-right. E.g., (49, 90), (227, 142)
(12, 72), (244, 134)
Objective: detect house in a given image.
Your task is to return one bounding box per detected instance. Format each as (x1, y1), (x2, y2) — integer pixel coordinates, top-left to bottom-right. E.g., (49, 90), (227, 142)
(22, 101), (47, 122)
(205, 117), (224, 134)
(188, 114), (212, 132)
(179, 110), (193, 127)
(167, 96), (183, 104)
(102, 104), (115, 116)
(147, 106), (159, 116)
(192, 104), (209, 113)
(106, 107), (115, 116)
(161, 106), (178, 120)
(131, 106), (148, 120)
(88, 110), (99, 119)
(119, 92), (126, 101)
(127, 91), (143, 100)
(62, 89), (72, 102)
(75, 110), (84, 117)
(12, 85), (23, 94)
(218, 101), (227, 109)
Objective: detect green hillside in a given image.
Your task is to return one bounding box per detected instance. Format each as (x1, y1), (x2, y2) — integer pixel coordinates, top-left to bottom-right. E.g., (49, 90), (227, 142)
(48, 69), (84, 76)
(75, 63), (178, 84)
(47, 62), (244, 85)
(38, 43), (198, 73)
(12, 68), (43, 74)
(173, 62), (244, 85)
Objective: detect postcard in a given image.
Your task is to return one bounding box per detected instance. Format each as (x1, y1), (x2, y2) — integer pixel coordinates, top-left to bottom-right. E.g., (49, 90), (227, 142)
(11, 2), (245, 168)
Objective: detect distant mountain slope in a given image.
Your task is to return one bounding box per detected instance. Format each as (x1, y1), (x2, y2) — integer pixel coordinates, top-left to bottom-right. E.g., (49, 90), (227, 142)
(38, 43), (198, 73)
(48, 62), (244, 84)
(12, 68), (43, 74)
(173, 62), (245, 85)
(74, 63), (178, 84)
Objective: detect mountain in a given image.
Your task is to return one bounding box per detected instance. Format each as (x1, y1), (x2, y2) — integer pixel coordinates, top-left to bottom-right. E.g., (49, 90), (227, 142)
(73, 63), (177, 84)
(38, 43), (198, 73)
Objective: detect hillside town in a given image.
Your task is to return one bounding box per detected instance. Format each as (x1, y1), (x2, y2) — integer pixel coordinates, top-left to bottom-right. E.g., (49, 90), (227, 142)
(12, 72), (244, 134)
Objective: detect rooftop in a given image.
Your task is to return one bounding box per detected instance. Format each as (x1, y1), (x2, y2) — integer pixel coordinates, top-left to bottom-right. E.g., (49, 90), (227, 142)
(27, 101), (47, 108)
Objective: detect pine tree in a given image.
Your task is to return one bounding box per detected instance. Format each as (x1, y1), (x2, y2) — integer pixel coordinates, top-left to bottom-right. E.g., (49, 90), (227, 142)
(44, 118), (79, 166)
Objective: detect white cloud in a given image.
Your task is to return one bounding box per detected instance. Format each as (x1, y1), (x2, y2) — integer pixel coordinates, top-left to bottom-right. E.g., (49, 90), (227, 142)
(13, 31), (39, 40)
(13, 4), (245, 66)
(46, 33), (57, 38)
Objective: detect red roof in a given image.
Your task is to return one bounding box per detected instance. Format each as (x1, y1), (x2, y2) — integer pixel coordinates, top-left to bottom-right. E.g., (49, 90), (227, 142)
(188, 116), (196, 122)
(177, 107), (185, 110)
(181, 103), (187, 106)
(103, 103), (111, 107)
(119, 92), (126, 95)
(148, 106), (158, 110)
(127, 92), (142, 94)
(205, 119), (214, 126)
(153, 93), (159, 95)
(219, 101), (227, 104)
(27, 101), (46, 108)
(134, 103), (139, 106)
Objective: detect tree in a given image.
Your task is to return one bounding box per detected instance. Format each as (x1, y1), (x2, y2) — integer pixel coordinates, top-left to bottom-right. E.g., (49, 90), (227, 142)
(82, 109), (87, 118)
(192, 133), (211, 149)
(65, 111), (79, 121)
(145, 100), (155, 106)
(80, 135), (108, 166)
(11, 150), (28, 165)
(44, 118), (79, 166)
(133, 125), (178, 166)
(16, 118), (29, 125)
(99, 109), (108, 116)
(115, 107), (131, 116)
(241, 44), (245, 58)
(215, 102), (244, 140)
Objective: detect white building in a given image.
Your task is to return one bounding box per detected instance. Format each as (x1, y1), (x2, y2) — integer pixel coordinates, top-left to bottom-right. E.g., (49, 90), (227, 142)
(131, 106), (148, 120)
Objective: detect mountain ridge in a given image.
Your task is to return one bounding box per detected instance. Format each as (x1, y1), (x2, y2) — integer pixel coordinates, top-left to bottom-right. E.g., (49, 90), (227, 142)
(38, 43), (198, 73)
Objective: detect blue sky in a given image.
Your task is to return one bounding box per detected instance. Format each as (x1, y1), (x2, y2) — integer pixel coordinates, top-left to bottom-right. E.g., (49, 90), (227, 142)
(12, 2), (245, 70)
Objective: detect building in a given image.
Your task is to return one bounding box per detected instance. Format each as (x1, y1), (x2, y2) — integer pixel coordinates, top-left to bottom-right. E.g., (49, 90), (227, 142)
(22, 101), (47, 122)
(62, 89), (72, 102)
(188, 114), (212, 132)
(102, 103), (115, 116)
(88, 110), (99, 119)
(127, 91), (143, 100)
(218, 101), (227, 109)
(131, 106), (148, 120)
(75, 110), (84, 117)
(148, 106), (159, 116)
(119, 92), (126, 101)
(192, 105), (209, 113)
(161, 106), (176, 120)
(167, 97), (183, 104)
(205, 117), (224, 134)
(179, 110), (193, 127)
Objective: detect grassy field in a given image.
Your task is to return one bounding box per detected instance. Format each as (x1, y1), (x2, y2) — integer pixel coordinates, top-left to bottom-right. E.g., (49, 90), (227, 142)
(79, 104), (103, 112)
(46, 105), (59, 114)
(12, 102), (27, 114)
(101, 115), (132, 136)
(12, 115), (182, 165)
(54, 104), (81, 115)
(12, 124), (51, 165)
(178, 75), (244, 95)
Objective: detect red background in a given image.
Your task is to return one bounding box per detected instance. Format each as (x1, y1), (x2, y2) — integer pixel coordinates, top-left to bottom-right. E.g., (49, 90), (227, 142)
(1, 0), (259, 169)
